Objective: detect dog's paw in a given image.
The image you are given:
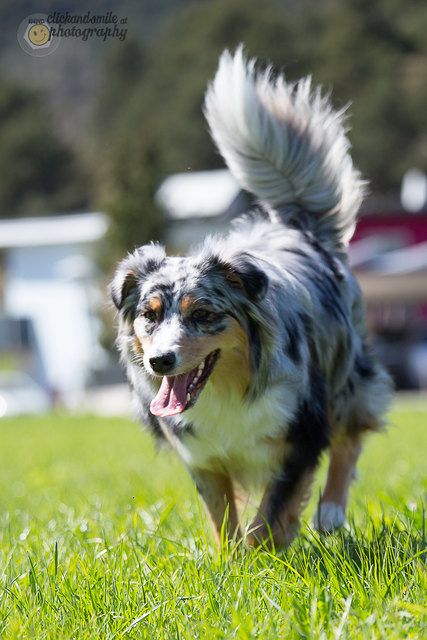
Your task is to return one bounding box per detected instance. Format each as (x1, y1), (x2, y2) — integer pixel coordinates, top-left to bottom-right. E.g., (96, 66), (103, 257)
(312, 502), (345, 532)
(246, 520), (297, 550)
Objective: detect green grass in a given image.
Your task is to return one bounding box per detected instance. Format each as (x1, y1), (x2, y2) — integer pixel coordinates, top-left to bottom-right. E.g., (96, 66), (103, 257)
(0, 400), (426, 639)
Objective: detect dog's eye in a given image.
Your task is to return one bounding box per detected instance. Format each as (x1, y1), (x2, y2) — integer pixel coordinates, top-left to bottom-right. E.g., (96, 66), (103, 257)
(192, 308), (210, 321)
(143, 309), (157, 322)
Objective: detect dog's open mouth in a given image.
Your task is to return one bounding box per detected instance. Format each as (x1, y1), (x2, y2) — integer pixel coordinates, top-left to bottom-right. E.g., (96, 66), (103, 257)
(150, 350), (219, 418)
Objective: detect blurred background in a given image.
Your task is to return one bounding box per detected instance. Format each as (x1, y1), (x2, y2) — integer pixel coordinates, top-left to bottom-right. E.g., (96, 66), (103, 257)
(0, 0), (426, 416)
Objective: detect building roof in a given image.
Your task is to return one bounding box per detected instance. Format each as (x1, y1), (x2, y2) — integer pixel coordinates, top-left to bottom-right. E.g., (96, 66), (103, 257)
(156, 169), (240, 219)
(0, 212), (108, 249)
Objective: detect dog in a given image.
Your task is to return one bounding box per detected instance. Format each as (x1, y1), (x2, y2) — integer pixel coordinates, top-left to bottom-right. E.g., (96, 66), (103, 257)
(110, 47), (393, 549)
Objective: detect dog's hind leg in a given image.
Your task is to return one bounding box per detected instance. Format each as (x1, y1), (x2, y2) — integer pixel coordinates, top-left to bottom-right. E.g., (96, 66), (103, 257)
(314, 354), (392, 532)
(313, 434), (362, 532)
(191, 469), (241, 545)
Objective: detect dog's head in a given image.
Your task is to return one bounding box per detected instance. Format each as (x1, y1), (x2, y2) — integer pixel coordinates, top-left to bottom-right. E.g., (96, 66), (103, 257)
(110, 243), (269, 417)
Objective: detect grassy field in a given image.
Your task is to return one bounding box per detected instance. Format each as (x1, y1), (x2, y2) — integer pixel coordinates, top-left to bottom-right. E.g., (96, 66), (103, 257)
(0, 399), (426, 639)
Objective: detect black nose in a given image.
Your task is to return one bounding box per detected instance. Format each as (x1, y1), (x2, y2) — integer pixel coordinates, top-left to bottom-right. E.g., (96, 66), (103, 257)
(149, 352), (177, 374)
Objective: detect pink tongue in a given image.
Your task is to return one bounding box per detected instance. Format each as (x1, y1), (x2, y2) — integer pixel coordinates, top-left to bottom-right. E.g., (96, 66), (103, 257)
(150, 372), (191, 417)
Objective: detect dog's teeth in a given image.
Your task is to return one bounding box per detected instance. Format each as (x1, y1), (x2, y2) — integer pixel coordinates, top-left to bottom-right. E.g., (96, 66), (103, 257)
(197, 364), (204, 375)
(186, 393), (191, 403)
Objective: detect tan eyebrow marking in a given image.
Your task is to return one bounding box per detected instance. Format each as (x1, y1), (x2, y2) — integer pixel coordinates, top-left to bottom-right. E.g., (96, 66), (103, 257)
(147, 296), (163, 314)
(180, 294), (196, 314)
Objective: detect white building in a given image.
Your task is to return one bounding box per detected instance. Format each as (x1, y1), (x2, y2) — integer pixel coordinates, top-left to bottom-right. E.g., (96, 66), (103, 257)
(0, 212), (108, 408)
(156, 169), (248, 250)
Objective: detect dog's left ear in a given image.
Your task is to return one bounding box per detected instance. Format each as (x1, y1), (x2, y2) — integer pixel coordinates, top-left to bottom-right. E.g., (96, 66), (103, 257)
(208, 253), (268, 303)
(226, 255), (268, 302)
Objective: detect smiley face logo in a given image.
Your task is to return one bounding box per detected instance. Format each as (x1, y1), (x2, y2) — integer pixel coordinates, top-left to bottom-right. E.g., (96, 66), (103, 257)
(18, 13), (60, 57)
(22, 19), (55, 52)
(27, 24), (51, 46)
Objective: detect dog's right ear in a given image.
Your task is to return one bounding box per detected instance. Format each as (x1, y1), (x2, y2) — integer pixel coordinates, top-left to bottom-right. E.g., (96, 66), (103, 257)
(109, 243), (166, 313)
(110, 267), (138, 311)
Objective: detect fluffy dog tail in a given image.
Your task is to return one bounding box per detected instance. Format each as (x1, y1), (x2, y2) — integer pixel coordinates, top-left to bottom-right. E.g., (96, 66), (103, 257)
(204, 46), (366, 253)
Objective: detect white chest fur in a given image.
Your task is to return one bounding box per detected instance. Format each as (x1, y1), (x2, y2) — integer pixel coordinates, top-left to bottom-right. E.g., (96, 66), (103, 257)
(167, 381), (297, 489)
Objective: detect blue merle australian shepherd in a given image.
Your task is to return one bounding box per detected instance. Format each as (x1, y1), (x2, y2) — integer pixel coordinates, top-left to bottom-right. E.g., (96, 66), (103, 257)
(110, 48), (393, 549)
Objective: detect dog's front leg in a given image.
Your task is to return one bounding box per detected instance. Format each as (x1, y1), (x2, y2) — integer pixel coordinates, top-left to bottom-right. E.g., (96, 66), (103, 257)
(247, 463), (316, 549)
(247, 368), (330, 550)
(191, 469), (241, 545)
